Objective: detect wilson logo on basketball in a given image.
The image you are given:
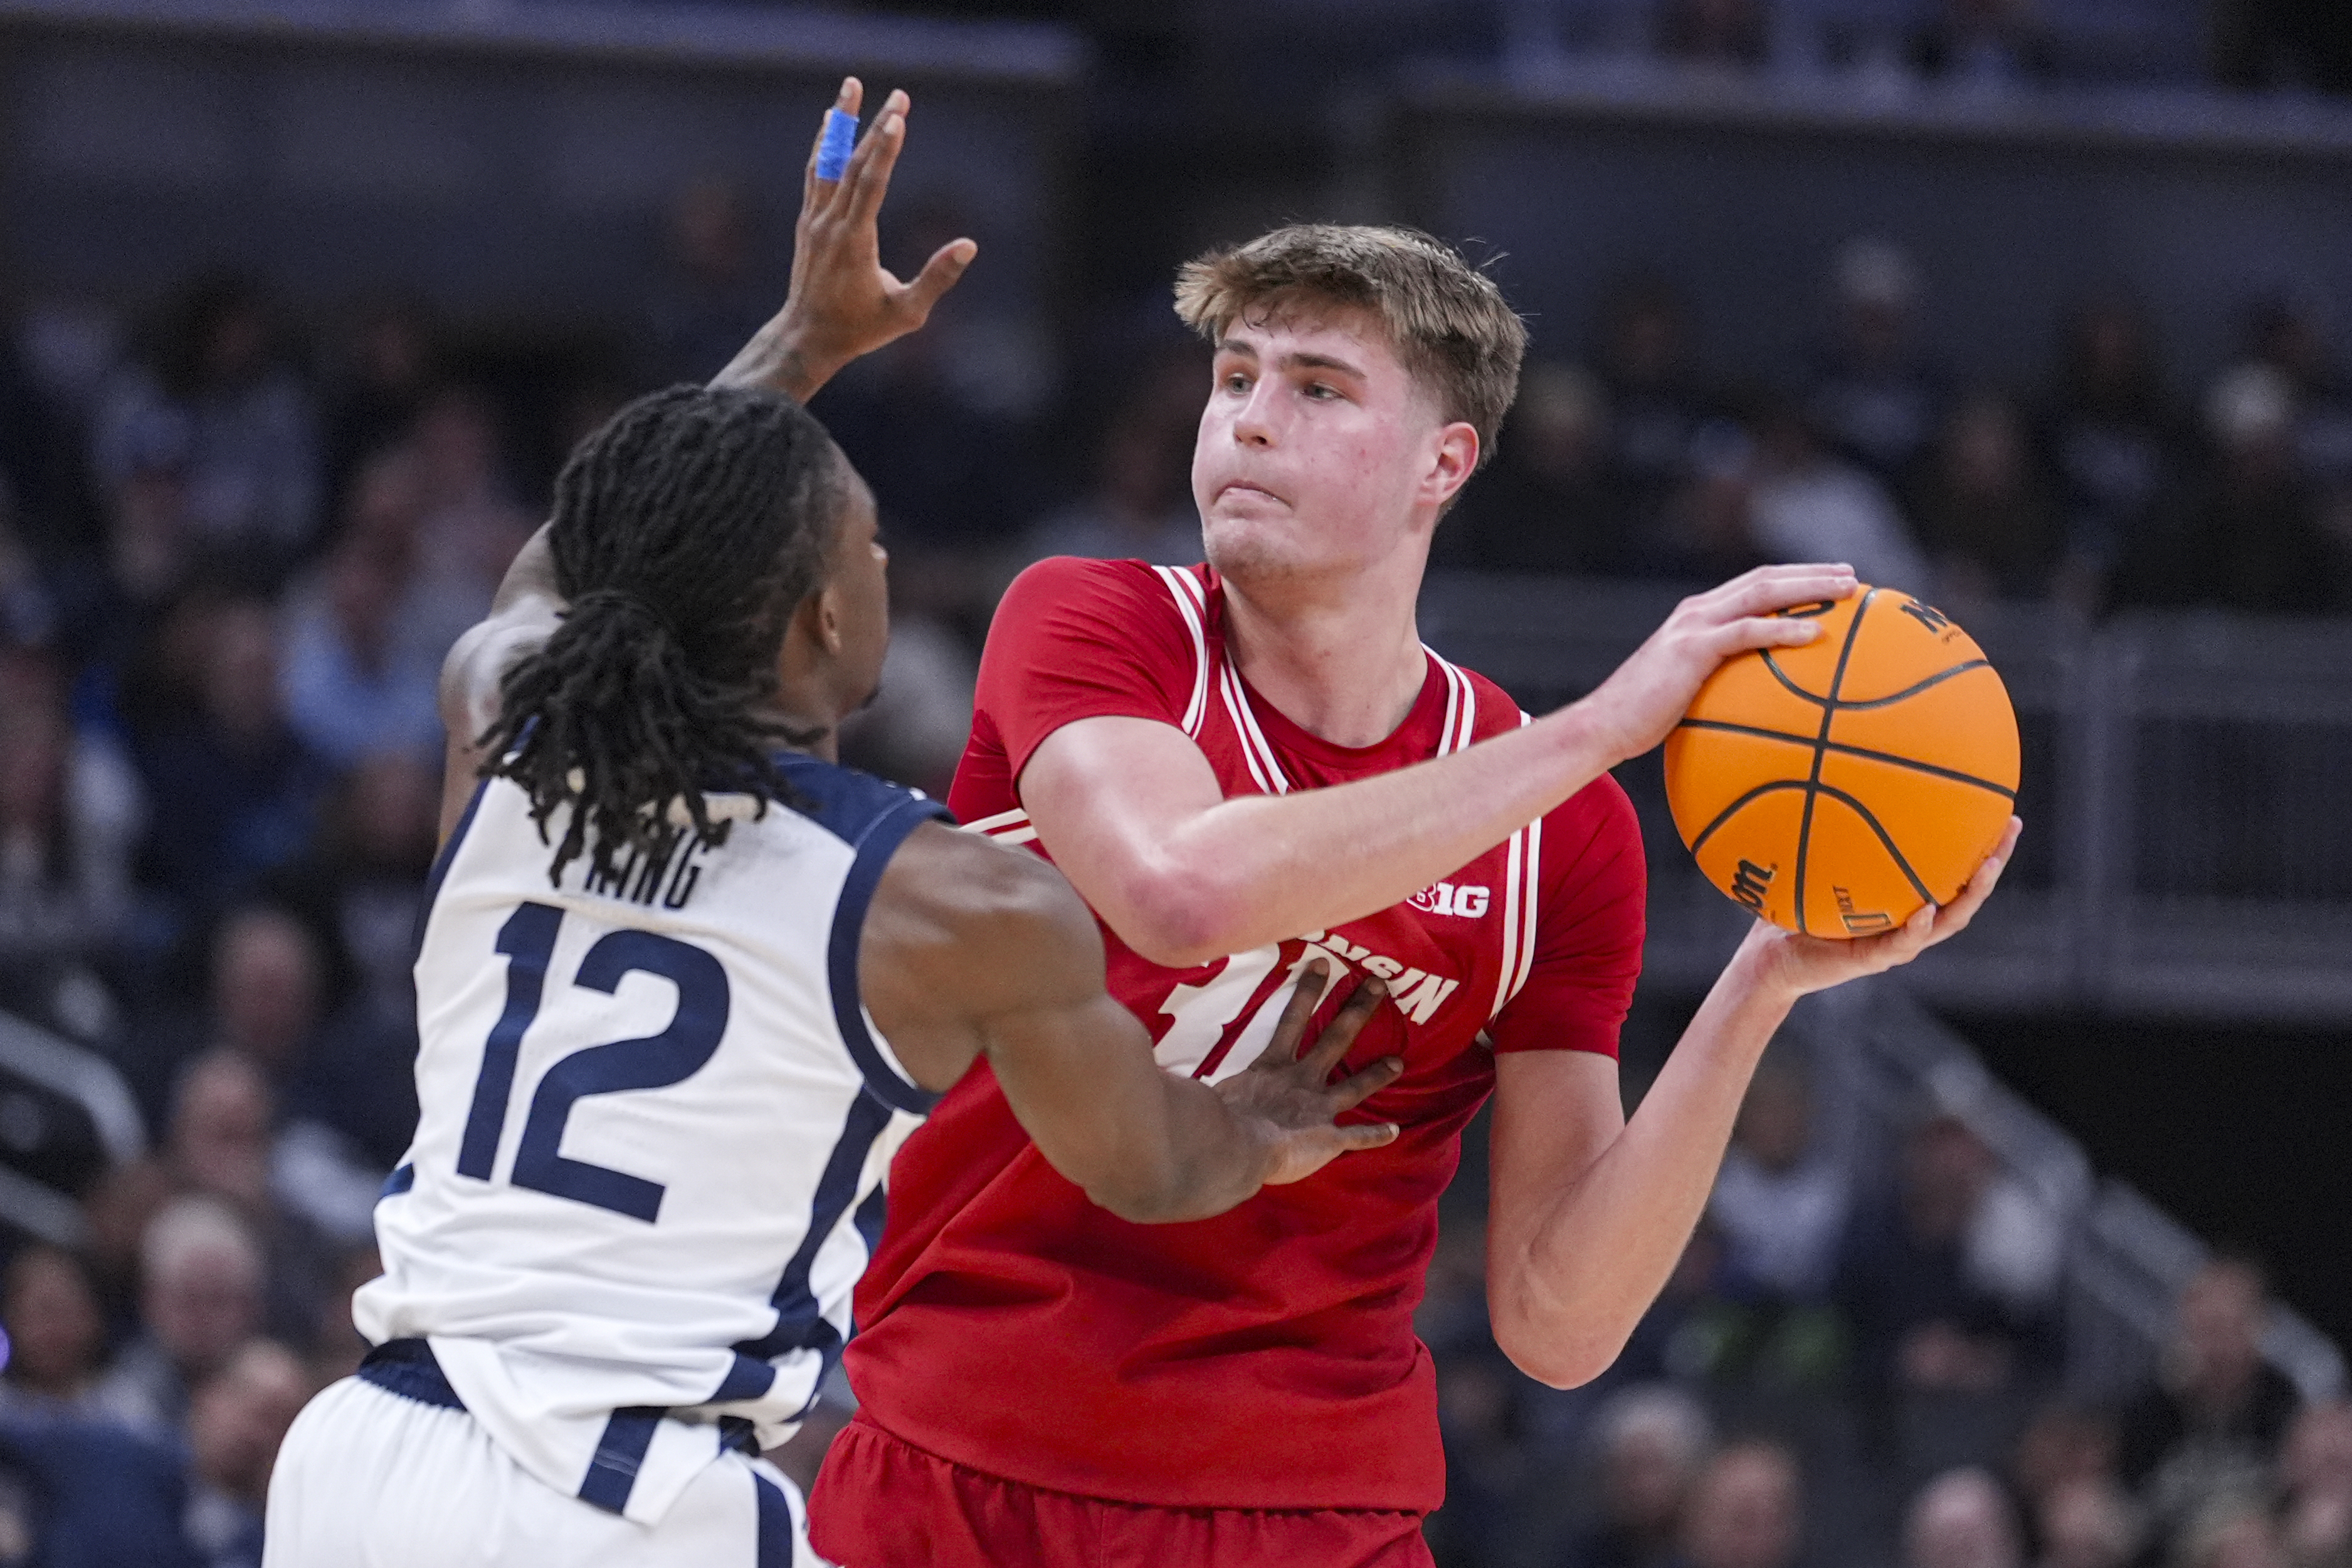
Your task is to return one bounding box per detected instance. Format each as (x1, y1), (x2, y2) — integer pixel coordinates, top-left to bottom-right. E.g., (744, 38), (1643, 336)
(1407, 881), (1490, 918)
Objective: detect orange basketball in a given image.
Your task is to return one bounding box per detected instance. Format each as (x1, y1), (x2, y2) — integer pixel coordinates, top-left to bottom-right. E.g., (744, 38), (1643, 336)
(1662, 586), (2018, 939)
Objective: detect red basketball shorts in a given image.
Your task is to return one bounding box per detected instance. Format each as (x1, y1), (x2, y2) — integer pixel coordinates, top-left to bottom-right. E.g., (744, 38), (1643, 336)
(807, 1412), (1433, 1568)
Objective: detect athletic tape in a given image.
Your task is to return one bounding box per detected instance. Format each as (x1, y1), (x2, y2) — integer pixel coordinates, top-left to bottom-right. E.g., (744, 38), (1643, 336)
(817, 108), (857, 182)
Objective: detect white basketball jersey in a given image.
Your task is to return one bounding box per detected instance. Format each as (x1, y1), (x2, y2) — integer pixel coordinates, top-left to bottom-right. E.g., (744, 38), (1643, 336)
(356, 755), (947, 1527)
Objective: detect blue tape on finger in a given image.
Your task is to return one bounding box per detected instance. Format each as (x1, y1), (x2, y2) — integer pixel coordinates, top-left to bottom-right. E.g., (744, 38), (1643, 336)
(816, 108), (857, 182)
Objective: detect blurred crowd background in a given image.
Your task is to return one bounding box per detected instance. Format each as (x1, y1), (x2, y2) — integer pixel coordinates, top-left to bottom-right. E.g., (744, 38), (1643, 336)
(0, 0), (2349, 1565)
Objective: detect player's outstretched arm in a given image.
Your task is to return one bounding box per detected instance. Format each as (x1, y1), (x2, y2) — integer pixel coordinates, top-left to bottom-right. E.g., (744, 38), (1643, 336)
(1481, 820), (2020, 1389)
(860, 824), (1402, 1223)
(1022, 563), (1860, 967)
(709, 76), (975, 403)
(435, 524), (560, 841)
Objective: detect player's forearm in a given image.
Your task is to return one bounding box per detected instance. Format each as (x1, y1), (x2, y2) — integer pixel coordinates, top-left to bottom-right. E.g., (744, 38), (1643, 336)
(1134, 705), (1620, 964)
(1093, 1077), (1277, 1224)
(1490, 948), (1795, 1387)
(707, 316), (844, 405)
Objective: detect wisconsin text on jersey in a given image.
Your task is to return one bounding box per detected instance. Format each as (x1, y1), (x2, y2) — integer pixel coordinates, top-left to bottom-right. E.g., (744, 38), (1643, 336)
(1296, 930), (1462, 1026)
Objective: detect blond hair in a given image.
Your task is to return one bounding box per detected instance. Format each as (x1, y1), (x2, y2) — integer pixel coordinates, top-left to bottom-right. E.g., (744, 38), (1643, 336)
(1174, 224), (1527, 470)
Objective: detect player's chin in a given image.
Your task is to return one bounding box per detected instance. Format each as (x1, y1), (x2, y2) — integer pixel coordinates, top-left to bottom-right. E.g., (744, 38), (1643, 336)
(1202, 517), (1329, 586)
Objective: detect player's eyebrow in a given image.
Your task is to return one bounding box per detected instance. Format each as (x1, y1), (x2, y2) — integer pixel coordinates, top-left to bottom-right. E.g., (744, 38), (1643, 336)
(1215, 339), (1368, 382)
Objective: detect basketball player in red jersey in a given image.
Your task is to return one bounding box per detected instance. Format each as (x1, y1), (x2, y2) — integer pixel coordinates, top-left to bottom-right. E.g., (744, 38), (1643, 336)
(793, 123), (2020, 1568)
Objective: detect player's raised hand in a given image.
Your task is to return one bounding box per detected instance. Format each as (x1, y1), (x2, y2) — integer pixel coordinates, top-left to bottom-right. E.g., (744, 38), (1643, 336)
(1576, 563), (1860, 765)
(1217, 963), (1404, 1187)
(710, 78), (978, 401)
(1741, 816), (2022, 999)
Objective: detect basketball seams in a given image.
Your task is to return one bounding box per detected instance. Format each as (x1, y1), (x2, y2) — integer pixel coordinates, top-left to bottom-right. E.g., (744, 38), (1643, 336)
(1810, 783), (1938, 907)
(1791, 589), (1879, 936)
(1677, 718), (2017, 801)
(1831, 660), (1992, 711)
(1687, 780), (1810, 856)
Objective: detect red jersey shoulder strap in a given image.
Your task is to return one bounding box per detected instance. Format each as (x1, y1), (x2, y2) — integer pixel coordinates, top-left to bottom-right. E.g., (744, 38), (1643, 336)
(1149, 564), (1212, 740)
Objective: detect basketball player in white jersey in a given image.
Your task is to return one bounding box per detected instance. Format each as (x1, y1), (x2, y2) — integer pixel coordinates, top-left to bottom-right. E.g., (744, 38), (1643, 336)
(261, 87), (1403, 1566)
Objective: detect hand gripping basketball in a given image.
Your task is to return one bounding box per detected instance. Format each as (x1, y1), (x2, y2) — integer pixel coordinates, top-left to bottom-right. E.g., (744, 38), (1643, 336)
(1216, 963), (1404, 1187)
(1579, 564), (1861, 765)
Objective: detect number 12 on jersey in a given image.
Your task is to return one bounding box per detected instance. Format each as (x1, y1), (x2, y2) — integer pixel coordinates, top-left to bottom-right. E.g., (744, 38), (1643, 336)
(453, 902), (730, 1223)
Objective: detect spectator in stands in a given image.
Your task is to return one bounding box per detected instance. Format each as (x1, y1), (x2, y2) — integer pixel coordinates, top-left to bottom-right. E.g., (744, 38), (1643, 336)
(1680, 1440), (1804, 1568)
(1653, 421), (1770, 582)
(0, 645), (143, 990)
(1443, 363), (1640, 574)
(1612, 1215), (1734, 1387)
(0, 499), (58, 651)
(277, 527), (441, 769)
(1561, 1384), (1714, 1568)
(2039, 298), (2183, 613)
(404, 386), (535, 634)
(1806, 238), (1948, 490)
(0, 1246), (109, 1418)
(645, 175), (776, 391)
(307, 1244), (379, 1387)
(1909, 392), (2065, 602)
(2035, 1478), (2142, 1568)
(130, 596), (325, 921)
(0, 1408), (200, 1568)
(834, 609), (980, 800)
(267, 749), (437, 1038)
(320, 295), (437, 521)
(181, 1338), (310, 1568)
(1747, 394), (1931, 591)
(95, 404), (197, 630)
(166, 913), (388, 1244)
(90, 275), (319, 582)
(1834, 1113), (2062, 1464)
(2119, 1256), (2301, 1541)
(2013, 1399), (2126, 1530)
(2117, 364), (2345, 614)
(1428, 1352), (1528, 1568)
(1017, 351), (1203, 567)
(2173, 1498), (2290, 1568)
(1907, 1467), (2026, 1568)
(1711, 1055), (1848, 1305)
(91, 1194), (265, 1438)
(2240, 295), (2352, 495)
(1595, 275), (1715, 528)
(1700, 1055), (1850, 1395)
(2278, 1401), (2352, 1568)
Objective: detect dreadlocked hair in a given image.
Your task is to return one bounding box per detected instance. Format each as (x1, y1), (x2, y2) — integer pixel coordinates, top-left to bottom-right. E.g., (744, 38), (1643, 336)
(478, 384), (842, 887)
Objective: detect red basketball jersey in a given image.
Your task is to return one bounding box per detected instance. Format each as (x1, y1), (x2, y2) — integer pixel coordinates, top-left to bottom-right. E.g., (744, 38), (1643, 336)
(837, 558), (1646, 1514)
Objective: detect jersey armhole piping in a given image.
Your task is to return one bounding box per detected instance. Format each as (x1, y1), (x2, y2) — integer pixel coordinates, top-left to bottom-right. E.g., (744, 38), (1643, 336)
(825, 796), (952, 1116)
(411, 777), (490, 961)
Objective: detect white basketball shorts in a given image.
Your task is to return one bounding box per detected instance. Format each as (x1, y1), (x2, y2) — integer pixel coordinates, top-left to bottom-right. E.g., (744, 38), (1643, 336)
(263, 1376), (824, 1567)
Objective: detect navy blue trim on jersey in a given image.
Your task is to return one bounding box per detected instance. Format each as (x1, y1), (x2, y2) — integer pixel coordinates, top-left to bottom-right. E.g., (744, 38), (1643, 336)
(380, 1163), (415, 1197)
(775, 755), (951, 1117)
(732, 1090), (892, 1369)
(359, 1339), (466, 1412)
(412, 777), (489, 960)
(579, 1406), (666, 1514)
(754, 1470), (798, 1568)
(710, 1353), (778, 1406)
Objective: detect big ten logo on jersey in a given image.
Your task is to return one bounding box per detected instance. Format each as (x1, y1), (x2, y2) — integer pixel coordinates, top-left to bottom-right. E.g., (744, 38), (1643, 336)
(1407, 881), (1490, 918)
(574, 826), (716, 912)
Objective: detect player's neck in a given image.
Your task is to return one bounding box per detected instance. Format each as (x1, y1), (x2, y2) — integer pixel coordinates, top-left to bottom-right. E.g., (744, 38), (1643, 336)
(1220, 556), (1428, 749)
(749, 695), (840, 764)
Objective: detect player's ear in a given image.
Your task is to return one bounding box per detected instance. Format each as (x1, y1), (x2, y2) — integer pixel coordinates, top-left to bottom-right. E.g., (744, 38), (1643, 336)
(1423, 421), (1479, 513)
(809, 580), (845, 656)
